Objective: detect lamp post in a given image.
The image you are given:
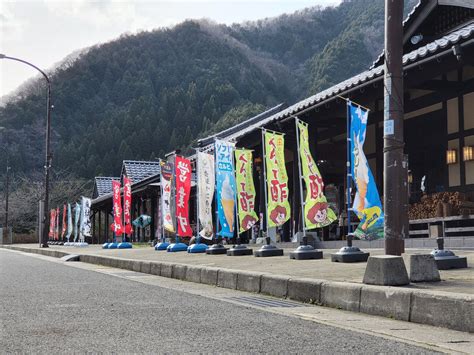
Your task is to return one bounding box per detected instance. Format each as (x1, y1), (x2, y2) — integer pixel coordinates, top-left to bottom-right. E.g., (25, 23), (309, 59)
(0, 54), (52, 248)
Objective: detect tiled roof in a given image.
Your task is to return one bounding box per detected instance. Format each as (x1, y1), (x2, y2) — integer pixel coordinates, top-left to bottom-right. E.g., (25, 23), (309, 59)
(221, 22), (474, 142)
(94, 177), (118, 197)
(122, 160), (161, 184)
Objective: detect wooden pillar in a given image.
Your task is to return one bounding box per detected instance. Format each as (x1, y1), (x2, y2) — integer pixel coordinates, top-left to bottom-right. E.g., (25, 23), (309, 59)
(151, 195), (156, 242)
(92, 212), (96, 244)
(105, 210), (109, 242)
(98, 210), (102, 244)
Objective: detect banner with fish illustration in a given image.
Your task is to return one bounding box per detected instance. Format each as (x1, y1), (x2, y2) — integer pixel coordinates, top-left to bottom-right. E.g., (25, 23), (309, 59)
(66, 203), (72, 241)
(264, 131), (290, 228)
(62, 204), (67, 238)
(197, 151), (215, 239)
(80, 196), (92, 239)
(160, 160), (175, 233)
(235, 149), (258, 233)
(55, 207), (60, 240)
(48, 209), (56, 238)
(175, 155), (193, 237)
(215, 139), (236, 238)
(74, 202), (81, 242)
(297, 120), (337, 229)
(349, 103), (384, 240)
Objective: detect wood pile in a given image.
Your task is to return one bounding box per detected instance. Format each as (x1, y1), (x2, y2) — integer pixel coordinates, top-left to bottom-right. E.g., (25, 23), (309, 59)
(409, 192), (466, 220)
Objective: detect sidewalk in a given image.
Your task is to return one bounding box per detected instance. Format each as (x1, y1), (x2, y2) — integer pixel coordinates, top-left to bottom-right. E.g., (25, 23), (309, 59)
(3, 244), (473, 333)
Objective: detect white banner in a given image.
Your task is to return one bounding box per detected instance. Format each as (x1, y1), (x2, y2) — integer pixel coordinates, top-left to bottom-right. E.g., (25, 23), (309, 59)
(80, 196), (92, 240)
(161, 160), (175, 233)
(197, 151), (215, 239)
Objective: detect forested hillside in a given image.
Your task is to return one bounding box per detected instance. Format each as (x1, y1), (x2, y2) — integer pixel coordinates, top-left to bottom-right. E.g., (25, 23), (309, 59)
(0, 0), (416, 180)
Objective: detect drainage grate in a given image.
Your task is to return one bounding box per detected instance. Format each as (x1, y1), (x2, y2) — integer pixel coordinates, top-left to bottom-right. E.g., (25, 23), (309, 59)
(228, 296), (307, 308)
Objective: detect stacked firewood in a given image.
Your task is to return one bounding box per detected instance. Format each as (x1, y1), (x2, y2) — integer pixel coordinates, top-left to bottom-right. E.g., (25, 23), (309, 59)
(408, 192), (467, 220)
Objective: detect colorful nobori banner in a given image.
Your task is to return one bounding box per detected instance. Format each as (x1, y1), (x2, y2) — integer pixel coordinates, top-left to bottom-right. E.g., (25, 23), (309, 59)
(175, 156), (193, 237)
(123, 176), (133, 235)
(80, 196), (92, 240)
(74, 202), (81, 242)
(264, 131), (291, 227)
(197, 151), (215, 239)
(49, 209), (56, 239)
(66, 203), (72, 242)
(297, 120), (337, 229)
(62, 204), (67, 238)
(160, 160), (175, 233)
(349, 103), (384, 240)
(235, 149), (258, 233)
(112, 180), (123, 236)
(215, 139), (236, 238)
(55, 207), (60, 240)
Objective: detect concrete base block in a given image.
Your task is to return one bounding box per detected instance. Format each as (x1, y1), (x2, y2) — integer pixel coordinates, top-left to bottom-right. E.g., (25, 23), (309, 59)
(140, 261), (151, 274)
(360, 285), (411, 321)
(217, 269), (238, 289)
(261, 275), (288, 298)
(321, 282), (361, 312)
(172, 264), (187, 280)
(409, 254), (440, 282)
(160, 263), (173, 278)
(363, 255), (410, 286)
(150, 262), (161, 276)
(411, 291), (474, 332)
(236, 271), (263, 293)
(200, 267), (219, 285)
(288, 278), (322, 304)
(185, 266), (202, 283)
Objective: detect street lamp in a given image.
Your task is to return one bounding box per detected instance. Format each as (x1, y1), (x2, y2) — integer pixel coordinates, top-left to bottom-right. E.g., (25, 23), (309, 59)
(0, 54), (52, 248)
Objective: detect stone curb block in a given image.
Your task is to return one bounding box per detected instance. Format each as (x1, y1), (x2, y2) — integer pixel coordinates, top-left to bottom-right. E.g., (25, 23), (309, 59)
(360, 285), (411, 321)
(410, 290), (473, 333)
(321, 281), (361, 312)
(201, 267), (219, 286)
(150, 262), (161, 276)
(261, 275), (289, 298)
(217, 269), (238, 289)
(132, 261), (142, 272)
(236, 271), (263, 293)
(288, 278), (323, 304)
(160, 263), (173, 278)
(185, 266), (202, 283)
(172, 264), (187, 280)
(140, 261), (151, 274)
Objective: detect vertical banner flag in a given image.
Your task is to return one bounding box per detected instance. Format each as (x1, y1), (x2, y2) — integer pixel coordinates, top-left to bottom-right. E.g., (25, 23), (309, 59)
(197, 151), (215, 239)
(112, 180), (123, 236)
(215, 139), (236, 237)
(49, 209), (55, 238)
(175, 156), (193, 237)
(80, 197), (92, 239)
(350, 103), (384, 240)
(264, 131), (291, 227)
(74, 202), (81, 242)
(123, 176), (132, 235)
(235, 149), (258, 233)
(160, 160), (175, 233)
(66, 203), (72, 241)
(62, 204), (67, 238)
(297, 121), (337, 229)
(55, 207), (60, 240)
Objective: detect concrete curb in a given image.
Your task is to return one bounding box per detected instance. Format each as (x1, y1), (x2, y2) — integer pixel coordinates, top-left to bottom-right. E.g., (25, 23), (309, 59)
(3, 245), (472, 333)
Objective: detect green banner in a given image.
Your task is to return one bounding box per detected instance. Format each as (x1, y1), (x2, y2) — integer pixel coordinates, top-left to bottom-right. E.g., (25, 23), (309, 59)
(298, 121), (337, 229)
(264, 131), (291, 227)
(235, 149), (259, 233)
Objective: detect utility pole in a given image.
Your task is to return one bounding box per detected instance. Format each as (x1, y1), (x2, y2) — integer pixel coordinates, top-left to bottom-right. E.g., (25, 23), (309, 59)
(5, 156), (10, 235)
(383, 0), (407, 255)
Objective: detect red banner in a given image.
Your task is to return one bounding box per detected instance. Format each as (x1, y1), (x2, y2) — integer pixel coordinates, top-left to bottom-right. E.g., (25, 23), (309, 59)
(49, 209), (55, 238)
(55, 207), (60, 240)
(175, 156), (192, 237)
(123, 176), (133, 235)
(62, 204), (67, 238)
(112, 180), (123, 236)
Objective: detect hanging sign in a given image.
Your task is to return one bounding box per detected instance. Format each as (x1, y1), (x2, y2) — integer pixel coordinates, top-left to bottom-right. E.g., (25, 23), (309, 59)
(123, 176), (133, 235)
(175, 156), (193, 237)
(215, 139), (236, 237)
(235, 149), (258, 233)
(264, 131), (290, 227)
(297, 120), (337, 229)
(350, 103), (384, 240)
(160, 160), (175, 233)
(112, 180), (123, 236)
(197, 151), (215, 239)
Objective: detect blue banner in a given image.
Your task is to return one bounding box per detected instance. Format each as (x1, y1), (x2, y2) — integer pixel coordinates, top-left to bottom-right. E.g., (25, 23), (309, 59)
(215, 139), (236, 238)
(350, 103), (384, 240)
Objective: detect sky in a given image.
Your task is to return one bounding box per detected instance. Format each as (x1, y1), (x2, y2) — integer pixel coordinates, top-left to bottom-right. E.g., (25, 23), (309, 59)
(0, 0), (341, 98)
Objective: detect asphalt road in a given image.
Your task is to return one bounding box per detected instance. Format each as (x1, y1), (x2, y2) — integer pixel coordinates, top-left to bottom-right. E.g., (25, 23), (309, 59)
(0, 249), (438, 354)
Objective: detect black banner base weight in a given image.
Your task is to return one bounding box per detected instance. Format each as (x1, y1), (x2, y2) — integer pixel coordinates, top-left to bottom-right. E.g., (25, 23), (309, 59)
(331, 246), (370, 263)
(227, 245), (253, 256)
(434, 256), (468, 270)
(206, 244), (228, 255)
(255, 244), (284, 257)
(289, 245), (323, 260)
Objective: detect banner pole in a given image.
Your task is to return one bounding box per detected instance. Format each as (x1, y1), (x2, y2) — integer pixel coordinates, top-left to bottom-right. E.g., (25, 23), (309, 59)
(295, 118), (307, 244)
(261, 129), (269, 243)
(346, 101), (353, 246)
(195, 149), (200, 241)
(160, 159), (166, 243)
(232, 149), (240, 245)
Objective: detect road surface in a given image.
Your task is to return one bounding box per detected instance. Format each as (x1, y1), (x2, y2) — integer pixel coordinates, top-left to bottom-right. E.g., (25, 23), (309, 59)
(0, 249), (441, 353)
